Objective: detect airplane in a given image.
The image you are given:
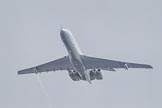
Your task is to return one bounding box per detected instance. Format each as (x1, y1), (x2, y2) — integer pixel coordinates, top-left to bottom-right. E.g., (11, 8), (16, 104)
(18, 28), (153, 84)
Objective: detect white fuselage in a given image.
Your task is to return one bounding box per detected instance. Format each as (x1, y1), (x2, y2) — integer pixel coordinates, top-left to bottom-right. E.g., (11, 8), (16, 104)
(60, 28), (91, 83)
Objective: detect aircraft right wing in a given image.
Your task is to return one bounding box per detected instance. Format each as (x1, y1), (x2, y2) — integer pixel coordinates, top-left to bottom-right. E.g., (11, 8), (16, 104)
(18, 56), (73, 75)
(81, 55), (153, 71)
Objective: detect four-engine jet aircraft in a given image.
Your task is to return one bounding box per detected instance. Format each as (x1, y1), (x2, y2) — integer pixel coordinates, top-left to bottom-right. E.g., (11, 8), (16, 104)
(18, 28), (153, 84)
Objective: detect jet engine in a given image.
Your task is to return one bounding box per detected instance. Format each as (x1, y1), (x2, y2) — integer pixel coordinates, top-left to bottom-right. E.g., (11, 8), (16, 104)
(89, 68), (103, 80)
(95, 69), (103, 80)
(89, 70), (96, 80)
(68, 70), (81, 81)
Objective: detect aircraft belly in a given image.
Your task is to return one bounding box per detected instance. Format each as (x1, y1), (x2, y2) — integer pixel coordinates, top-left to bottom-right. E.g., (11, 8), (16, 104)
(71, 58), (85, 73)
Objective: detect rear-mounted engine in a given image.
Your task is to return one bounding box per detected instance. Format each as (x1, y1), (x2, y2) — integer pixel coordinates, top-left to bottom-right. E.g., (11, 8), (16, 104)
(89, 69), (103, 80)
(68, 70), (81, 81)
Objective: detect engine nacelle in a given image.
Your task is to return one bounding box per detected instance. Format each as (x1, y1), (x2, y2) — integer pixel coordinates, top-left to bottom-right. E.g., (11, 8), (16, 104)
(68, 70), (81, 81)
(89, 70), (96, 80)
(89, 69), (103, 80)
(95, 70), (103, 80)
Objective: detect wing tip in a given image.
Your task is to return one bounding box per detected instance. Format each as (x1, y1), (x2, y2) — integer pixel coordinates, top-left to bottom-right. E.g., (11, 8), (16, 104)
(148, 65), (153, 69)
(143, 64), (153, 69)
(17, 68), (36, 75)
(17, 70), (24, 75)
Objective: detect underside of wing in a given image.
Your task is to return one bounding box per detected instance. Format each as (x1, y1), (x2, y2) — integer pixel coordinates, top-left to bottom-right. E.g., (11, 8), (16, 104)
(18, 56), (72, 75)
(81, 55), (153, 71)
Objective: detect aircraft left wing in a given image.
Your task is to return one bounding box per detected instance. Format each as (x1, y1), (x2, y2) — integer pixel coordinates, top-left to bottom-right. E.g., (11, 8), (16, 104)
(81, 55), (153, 71)
(18, 56), (72, 75)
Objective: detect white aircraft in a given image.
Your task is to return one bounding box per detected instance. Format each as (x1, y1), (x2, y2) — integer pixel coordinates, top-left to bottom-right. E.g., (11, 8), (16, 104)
(18, 28), (153, 84)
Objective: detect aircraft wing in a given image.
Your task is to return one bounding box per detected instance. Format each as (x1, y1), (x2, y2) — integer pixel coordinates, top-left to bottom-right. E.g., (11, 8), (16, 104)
(18, 56), (72, 75)
(81, 55), (153, 71)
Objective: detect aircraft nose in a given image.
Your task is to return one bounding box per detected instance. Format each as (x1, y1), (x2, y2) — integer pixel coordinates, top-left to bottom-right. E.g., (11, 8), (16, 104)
(60, 28), (65, 35)
(60, 28), (66, 33)
(60, 29), (66, 40)
(60, 28), (68, 37)
(60, 28), (69, 39)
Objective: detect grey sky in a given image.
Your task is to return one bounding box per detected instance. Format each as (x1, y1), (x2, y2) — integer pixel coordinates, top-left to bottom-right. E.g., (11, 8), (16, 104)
(0, 0), (162, 108)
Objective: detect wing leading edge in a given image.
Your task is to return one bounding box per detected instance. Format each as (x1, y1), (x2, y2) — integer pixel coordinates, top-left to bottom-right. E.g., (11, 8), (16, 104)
(81, 55), (153, 71)
(18, 56), (72, 75)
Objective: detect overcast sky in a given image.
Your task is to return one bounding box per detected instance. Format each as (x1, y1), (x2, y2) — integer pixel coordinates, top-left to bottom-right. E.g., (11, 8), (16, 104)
(0, 0), (162, 108)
